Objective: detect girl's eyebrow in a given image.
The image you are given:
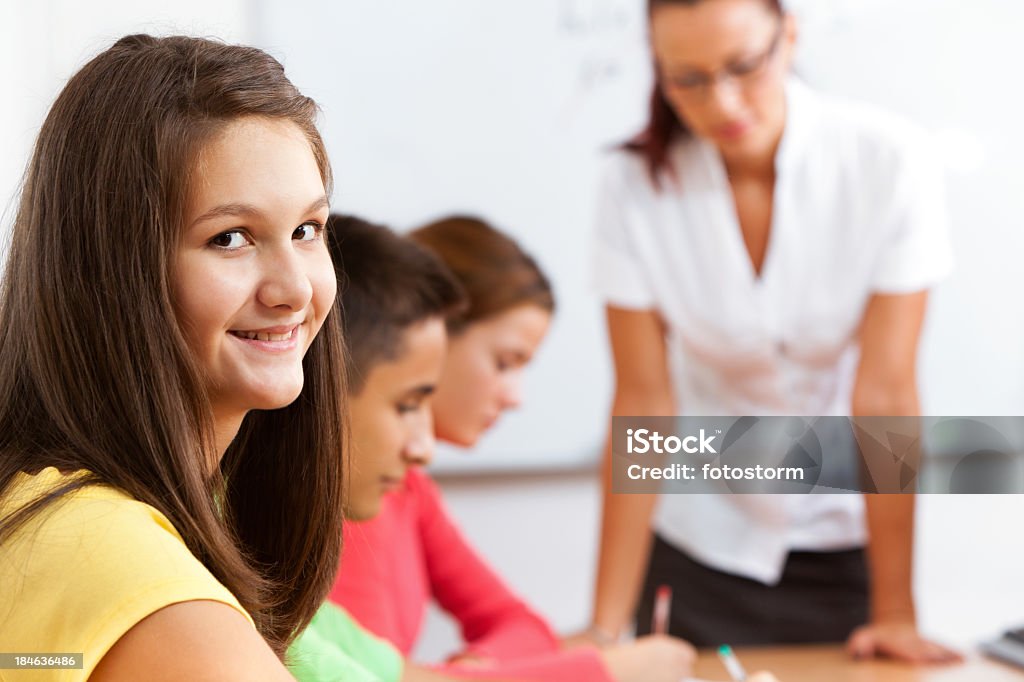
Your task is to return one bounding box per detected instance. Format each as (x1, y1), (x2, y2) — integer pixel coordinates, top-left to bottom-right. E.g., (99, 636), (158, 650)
(189, 195), (329, 229)
(406, 385), (436, 399)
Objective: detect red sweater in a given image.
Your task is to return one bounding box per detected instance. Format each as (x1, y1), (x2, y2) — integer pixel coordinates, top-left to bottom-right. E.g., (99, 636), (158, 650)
(329, 468), (613, 682)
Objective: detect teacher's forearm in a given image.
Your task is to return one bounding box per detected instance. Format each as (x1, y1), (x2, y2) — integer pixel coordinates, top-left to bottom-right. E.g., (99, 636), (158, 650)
(863, 493), (918, 623)
(852, 362), (921, 624)
(593, 413), (661, 635)
(592, 388), (674, 637)
(592, 456), (658, 637)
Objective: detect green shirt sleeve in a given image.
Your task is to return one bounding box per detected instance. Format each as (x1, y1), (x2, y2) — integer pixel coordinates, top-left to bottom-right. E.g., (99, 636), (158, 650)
(287, 602), (404, 682)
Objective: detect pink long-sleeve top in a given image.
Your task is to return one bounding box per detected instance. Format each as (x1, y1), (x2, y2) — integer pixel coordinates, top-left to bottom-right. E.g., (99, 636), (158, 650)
(329, 468), (613, 682)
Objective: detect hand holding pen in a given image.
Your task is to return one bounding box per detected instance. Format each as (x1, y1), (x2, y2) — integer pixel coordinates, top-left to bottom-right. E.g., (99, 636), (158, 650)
(718, 645), (781, 682)
(649, 588), (780, 682)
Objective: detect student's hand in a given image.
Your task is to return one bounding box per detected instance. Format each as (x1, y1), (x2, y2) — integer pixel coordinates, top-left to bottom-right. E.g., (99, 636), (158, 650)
(599, 634), (696, 682)
(747, 673), (780, 682)
(846, 621), (963, 664)
(562, 625), (618, 650)
(444, 652), (493, 668)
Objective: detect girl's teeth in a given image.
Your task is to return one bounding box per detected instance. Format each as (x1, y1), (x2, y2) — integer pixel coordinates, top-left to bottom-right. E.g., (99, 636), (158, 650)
(236, 329), (293, 341)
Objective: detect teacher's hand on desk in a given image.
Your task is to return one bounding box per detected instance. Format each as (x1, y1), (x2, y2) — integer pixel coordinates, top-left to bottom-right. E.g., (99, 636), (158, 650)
(846, 620), (963, 664)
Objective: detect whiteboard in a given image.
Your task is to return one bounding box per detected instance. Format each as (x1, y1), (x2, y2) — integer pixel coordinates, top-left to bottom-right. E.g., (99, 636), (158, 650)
(252, 0), (1024, 473)
(253, 0), (653, 473)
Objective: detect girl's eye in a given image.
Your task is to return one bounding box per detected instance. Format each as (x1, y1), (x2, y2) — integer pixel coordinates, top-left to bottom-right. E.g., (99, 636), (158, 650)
(210, 230), (248, 250)
(670, 73), (706, 90)
(294, 221), (324, 241)
(730, 57), (760, 76)
(397, 402), (420, 415)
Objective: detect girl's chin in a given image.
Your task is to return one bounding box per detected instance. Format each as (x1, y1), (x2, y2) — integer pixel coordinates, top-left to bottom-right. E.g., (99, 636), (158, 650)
(456, 432), (483, 448)
(440, 424), (484, 449)
(248, 388), (304, 411)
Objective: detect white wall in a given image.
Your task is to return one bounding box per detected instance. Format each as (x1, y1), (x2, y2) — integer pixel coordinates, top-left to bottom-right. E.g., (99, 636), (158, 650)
(0, 0), (252, 254)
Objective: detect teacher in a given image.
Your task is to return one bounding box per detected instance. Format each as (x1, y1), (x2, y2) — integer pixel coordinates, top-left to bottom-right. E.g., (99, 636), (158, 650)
(587, 0), (960, 664)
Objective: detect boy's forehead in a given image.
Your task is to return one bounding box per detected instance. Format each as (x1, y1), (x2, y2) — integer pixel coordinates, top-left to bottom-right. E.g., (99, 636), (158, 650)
(393, 316), (449, 368)
(360, 316), (449, 393)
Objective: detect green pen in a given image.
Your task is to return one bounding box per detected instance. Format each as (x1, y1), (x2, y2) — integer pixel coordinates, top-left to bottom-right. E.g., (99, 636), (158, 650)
(718, 644), (748, 682)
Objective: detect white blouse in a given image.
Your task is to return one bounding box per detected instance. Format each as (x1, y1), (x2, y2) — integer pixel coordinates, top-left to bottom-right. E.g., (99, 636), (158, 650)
(591, 79), (953, 584)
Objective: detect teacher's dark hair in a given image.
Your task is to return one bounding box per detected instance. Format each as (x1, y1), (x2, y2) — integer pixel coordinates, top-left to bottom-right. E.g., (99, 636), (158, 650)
(626, 0), (785, 186)
(0, 34), (346, 657)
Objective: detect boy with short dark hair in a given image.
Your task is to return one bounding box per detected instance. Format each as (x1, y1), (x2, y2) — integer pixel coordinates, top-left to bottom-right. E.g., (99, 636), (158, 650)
(287, 215), (466, 682)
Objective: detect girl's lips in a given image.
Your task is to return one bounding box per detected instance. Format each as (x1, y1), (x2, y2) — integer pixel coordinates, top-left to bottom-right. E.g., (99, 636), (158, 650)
(228, 325), (300, 352)
(716, 120), (751, 140)
(230, 323), (301, 339)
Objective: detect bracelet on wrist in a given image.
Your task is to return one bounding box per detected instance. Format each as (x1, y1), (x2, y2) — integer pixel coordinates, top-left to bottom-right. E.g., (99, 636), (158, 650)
(587, 624), (619, 647)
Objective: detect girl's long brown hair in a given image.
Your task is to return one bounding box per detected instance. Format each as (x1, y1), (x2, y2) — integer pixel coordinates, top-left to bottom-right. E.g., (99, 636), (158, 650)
(409, 216), (555, 334)
(0, 34), (346, 656)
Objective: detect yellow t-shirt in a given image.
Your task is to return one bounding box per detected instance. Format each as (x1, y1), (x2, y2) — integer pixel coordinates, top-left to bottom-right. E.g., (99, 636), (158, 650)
(0, 467), (255, 681)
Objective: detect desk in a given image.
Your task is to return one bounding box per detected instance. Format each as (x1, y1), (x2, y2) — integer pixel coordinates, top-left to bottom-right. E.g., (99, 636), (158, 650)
(691, 645), (1024, 681)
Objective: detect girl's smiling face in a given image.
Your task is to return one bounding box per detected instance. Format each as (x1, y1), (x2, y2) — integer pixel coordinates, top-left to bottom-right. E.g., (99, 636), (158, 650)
(174, 116), (336, 426)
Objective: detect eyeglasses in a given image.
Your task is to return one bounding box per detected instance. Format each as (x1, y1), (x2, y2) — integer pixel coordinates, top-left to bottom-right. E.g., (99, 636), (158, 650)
(659, 23), (784, 100)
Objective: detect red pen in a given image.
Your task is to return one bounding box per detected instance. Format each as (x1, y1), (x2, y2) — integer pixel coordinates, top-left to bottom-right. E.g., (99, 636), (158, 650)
(653, 584), (672, 635)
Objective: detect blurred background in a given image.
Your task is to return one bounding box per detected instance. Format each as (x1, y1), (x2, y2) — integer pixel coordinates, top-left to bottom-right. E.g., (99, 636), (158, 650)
(3, 0), (1023, 662)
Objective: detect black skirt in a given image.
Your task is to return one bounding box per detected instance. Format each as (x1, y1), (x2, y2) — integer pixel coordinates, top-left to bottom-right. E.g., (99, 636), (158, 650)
(635, 533), (869, 646)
